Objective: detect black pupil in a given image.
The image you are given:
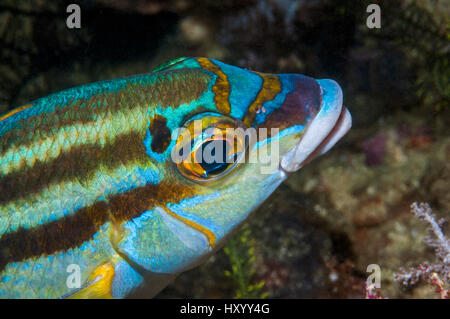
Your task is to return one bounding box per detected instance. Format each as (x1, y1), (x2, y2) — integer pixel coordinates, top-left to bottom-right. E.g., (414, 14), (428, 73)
(196, 140), (234, 177)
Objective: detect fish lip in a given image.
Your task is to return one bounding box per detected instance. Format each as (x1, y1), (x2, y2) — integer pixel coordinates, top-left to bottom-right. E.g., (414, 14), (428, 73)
(280, 79), (352, 173)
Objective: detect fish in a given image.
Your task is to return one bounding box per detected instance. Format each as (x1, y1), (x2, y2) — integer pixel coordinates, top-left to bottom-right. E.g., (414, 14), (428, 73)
(0, 57), (351, 298)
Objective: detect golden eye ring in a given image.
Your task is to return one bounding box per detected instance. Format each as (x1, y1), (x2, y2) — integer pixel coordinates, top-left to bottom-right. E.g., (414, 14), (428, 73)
(173, 112), (247, 182)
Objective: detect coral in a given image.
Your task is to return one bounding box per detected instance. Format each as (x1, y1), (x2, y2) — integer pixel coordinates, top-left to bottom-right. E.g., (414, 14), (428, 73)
(394, 203), (450, 299)
(286, 108), (449, 298)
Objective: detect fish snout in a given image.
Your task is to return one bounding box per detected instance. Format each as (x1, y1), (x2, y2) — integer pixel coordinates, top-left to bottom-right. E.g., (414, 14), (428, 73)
(280, 79), (352, 173)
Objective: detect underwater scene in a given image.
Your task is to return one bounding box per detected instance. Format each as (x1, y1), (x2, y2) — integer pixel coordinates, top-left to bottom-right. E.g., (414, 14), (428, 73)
(0, 0), (448, 299)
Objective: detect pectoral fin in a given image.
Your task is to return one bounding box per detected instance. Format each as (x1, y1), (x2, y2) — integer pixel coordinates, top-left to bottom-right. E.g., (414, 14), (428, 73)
(62, 263), (115, 299)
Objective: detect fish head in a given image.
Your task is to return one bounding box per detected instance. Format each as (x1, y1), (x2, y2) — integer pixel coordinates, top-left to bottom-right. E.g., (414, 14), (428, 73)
(157, 58), (352, 249)
(117, 58), (351, 278)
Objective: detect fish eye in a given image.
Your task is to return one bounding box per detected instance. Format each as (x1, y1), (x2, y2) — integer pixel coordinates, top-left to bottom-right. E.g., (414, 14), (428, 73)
(173, 113), (247, 182)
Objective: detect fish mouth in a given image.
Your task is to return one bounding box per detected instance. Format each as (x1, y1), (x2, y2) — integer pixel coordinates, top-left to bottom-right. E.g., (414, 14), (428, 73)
(280, 79), (352, 173)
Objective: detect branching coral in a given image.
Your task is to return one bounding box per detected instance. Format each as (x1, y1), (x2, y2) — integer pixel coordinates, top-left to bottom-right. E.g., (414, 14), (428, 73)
(394, 202), (450, 298)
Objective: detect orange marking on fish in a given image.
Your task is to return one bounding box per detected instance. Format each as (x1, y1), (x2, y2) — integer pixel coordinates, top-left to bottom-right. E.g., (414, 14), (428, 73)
(161, 206), (216, 248)
(0, 104), (33, 122)
(243, 73), (281, 127)
(197, 58), (231, 115)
